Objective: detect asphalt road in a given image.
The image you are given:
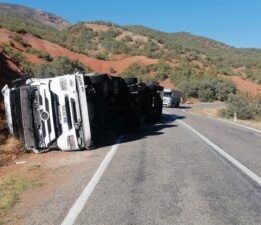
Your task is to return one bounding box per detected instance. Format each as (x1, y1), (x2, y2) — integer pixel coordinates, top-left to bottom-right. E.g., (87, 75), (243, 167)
(25, 104), (261, 225)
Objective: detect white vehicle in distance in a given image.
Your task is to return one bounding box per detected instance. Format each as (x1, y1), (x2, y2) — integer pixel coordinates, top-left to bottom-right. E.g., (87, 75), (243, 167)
(163, 88), (182, 108)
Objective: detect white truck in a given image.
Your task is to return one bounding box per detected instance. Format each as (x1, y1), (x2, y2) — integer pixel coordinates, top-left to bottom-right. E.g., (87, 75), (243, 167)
(2, 73), (163, 153)
(163, 88), (182, 108)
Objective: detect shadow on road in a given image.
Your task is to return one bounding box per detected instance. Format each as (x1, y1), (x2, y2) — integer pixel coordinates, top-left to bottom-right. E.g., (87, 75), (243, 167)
(121, 113), (186, 145)
(176, 105), (192, 109)
(87, 113), (187, 150)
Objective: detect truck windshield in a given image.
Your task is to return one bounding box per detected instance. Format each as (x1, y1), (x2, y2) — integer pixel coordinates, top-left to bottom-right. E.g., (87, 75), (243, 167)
(164, 92), (172, 97)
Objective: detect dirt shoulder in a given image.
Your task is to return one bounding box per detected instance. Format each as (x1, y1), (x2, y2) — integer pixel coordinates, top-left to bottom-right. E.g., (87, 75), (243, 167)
(0, 148), (106, 225)
(187, 106), (261, 130)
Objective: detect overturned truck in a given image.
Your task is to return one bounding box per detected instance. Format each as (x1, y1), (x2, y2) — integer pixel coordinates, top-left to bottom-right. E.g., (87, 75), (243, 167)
(1, 73), (163, 153)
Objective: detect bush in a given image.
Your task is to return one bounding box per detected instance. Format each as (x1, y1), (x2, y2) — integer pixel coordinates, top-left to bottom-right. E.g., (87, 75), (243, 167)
(26, 47), (53, 61)
(32, 57), (87, 78)
(95, 52), (109, 60)
(10, 35), (31, 48)
(177, 77), (236, 102)
(224, 92), (261, 120)
(120, 62), (153, 83)
(123, 35), (133, 42)
(152, 60), (172, 81)
(177, 80), (199, 99)
(98, 28), (121, 41)
(101, 40), (130, 54)
(0, 44), (25, 65)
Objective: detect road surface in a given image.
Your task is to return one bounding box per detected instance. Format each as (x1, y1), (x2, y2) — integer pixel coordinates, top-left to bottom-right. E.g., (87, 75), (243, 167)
(25, 104), (261, 225)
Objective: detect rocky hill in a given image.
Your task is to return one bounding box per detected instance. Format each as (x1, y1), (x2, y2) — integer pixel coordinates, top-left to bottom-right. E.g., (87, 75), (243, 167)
(0, 3), (70, 30)
(0, 3), (261, 98)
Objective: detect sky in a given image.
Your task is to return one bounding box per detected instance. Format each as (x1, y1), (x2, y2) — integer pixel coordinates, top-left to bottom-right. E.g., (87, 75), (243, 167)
(1, 0), (261, 48)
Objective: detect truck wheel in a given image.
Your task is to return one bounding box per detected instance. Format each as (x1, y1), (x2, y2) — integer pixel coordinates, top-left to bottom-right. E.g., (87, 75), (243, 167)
(123, 77), (138, 85)
(147, 84), (157, 91)
(157, 86), (164, 91)
(128, 84), (138, 92)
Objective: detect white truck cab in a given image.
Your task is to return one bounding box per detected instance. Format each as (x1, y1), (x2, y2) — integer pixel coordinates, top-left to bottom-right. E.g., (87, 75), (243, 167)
(1, 73), (91, 152)
(163, 88), (182, 108)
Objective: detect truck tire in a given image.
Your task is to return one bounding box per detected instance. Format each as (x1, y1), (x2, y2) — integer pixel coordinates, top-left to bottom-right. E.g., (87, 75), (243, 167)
(157, 86), (164, 91)
(147, 84), (157, 91)
(123, 77), (138, 85)
(128, 84), (138, 92)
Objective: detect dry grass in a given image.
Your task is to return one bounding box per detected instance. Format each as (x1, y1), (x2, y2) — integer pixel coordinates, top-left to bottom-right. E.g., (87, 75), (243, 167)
(189, 107), (224, 118)
(184, 98), (201, 104)
(0, 175), (42, 225)
(0, 114), (23, 167)
(233, 119), (261, 129)
(188, 107), (261, 129)
(0, 137), (22, 167)
(27, 164), (41, 172)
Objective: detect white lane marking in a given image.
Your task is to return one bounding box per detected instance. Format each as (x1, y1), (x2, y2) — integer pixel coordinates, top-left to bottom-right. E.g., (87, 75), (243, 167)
(61, 135), (124, 225)
(176, 118), (261, 187)
(183, 109), (261, 133)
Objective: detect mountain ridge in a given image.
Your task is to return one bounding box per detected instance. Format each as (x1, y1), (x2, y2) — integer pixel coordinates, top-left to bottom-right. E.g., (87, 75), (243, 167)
(0, 3), (70, 30)
(0, 3), (260, 97)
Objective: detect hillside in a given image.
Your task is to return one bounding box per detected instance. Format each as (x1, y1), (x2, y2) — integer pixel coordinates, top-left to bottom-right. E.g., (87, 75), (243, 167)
(0, 3), (70, 30)
(0, 3), (261, 98)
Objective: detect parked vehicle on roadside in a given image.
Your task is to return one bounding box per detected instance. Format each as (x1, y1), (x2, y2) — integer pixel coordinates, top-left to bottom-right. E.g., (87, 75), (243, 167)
(1, 73), (163, 153)
(163, 88), (181, 108)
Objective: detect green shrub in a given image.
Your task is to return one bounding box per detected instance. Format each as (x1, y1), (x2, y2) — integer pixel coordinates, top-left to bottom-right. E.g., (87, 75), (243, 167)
(176, 80), (199, 99)
(32, 56), (87, 78)
(10, 35), (31, 48)
(16, 29), (27, 34)
(120, 62), (153, 82)
(0, 44), (25, 65)
(177, 77), (236, 102)
(123, 35), (133, 42)
(224, 92), (261, 120)
(26, 47), (53, 61)
(98, 28), (121, 41)
(95, 52), (109, 60)
(101, 40), (130, 54)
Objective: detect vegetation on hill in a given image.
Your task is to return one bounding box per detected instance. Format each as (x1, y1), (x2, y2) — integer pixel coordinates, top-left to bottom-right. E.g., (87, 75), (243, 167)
(0, 43), (87, 78)
(0, 3), (261, 106)
(1, 5), (261, 84)
(31, 56), (87, 78)
(126, 26), (261, 84)
(0, 3), (70, 30)
(120, 61), (236, 102)
(120, 60), (171, 82)
(223, 92), (261, 120)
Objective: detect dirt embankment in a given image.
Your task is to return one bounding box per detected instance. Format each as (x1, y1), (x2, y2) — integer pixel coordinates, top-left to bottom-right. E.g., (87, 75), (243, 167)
(0, 27), (158, 76)
(0, 51), (22, 94)
(21, 33), (158, 74)
(225, 76), (261, 96)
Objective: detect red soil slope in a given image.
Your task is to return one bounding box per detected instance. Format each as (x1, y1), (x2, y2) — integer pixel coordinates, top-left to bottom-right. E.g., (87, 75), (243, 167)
(0, 28), (158, 74)
(227, 76), (261, 96)
(0, 51), (22, 101)
(21, 34), (158, 74)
